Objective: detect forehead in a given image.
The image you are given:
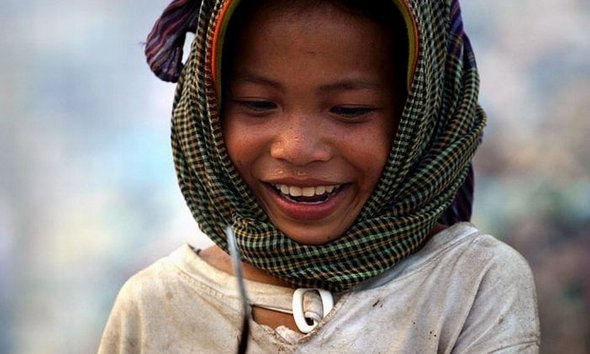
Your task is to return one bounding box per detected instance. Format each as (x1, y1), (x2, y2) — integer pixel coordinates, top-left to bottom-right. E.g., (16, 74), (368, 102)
(227, 1), (398, 51)
(211, 0), (414, 99)
(236, 3), (394, 52)
(230, 6), (398, 97)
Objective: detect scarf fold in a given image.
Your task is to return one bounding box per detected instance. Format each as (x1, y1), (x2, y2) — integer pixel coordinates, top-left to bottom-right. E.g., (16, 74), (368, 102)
(145, 0), (203, 82)
(147, 0), (486, 292)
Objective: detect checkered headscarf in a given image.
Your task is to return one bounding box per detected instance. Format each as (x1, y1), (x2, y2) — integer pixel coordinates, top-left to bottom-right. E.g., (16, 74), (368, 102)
(146, 0), (486, 292)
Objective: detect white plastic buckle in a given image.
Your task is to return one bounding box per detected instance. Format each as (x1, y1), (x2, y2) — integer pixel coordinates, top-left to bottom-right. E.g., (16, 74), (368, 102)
(292, 288), (334, 333)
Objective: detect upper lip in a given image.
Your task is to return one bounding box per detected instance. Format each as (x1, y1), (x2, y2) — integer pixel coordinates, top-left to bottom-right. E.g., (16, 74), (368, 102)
(263, 177), (341, 187)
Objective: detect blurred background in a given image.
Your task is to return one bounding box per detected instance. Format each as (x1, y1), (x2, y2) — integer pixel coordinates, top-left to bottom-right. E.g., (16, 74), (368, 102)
(1, 0), (588, 353)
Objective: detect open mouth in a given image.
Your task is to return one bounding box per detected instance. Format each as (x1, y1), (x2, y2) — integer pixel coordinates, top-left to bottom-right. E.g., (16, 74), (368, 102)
(271, 184), (342, 204)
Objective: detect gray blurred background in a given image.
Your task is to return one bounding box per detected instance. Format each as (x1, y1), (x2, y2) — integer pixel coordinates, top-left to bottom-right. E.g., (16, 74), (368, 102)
(1, 0), (588, 353)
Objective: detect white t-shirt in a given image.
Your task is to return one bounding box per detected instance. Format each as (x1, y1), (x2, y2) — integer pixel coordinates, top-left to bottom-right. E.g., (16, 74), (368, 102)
(98, 223), (540, 353)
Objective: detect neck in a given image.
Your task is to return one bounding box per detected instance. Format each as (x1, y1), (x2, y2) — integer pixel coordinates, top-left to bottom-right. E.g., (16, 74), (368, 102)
(199, 245), (292, 287)
(199, 223), (447, 287)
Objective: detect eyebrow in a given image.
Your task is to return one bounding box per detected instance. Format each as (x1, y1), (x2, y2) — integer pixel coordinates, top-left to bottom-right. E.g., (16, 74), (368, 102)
(232, 72), (382, 94)
(232, 73), (283, 91)
(318, 80), (382, 93)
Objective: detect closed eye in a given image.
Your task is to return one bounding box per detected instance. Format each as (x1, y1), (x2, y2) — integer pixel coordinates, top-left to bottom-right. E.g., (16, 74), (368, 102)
(330, 106), (375, 118)
(235, 100), (277, 112)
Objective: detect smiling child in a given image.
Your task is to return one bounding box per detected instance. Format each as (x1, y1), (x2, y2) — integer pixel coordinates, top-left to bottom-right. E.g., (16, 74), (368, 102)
(99, 0), (540, 352)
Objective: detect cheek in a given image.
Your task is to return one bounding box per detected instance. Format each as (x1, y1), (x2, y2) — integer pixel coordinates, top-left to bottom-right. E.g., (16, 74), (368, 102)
(223, 117), (264, 179)
(354, 125), (394, 186)
(367, 143), (391, 182)
(223, 118), (246, 170)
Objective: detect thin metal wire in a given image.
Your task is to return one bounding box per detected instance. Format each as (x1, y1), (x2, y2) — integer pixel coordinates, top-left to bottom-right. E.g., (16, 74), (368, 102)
(225, 225), (251, 354)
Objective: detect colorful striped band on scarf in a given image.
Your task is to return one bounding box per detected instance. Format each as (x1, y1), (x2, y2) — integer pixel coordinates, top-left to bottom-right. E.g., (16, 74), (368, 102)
(146, 0), (486, 292)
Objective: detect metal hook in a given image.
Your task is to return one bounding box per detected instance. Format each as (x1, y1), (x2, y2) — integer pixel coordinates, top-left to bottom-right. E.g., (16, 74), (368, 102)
(226, 226), (251, 354)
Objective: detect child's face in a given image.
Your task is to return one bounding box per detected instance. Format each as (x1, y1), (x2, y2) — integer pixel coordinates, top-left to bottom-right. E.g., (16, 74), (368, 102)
(223, 4), (402, 245)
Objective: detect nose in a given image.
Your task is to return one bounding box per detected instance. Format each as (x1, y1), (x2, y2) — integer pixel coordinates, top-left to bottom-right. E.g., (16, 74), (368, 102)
(270, 114), (332, 166)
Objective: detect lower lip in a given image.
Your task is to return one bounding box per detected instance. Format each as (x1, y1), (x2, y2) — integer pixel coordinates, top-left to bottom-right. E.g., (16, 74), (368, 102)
(265, 184), (347, 222)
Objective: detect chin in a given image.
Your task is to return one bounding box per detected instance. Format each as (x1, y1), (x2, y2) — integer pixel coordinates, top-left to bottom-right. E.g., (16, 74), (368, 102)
(280, 226), (343, 246)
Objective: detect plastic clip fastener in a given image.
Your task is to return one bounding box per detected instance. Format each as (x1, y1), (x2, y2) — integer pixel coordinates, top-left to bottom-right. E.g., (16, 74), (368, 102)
(292, 288), (334, 333)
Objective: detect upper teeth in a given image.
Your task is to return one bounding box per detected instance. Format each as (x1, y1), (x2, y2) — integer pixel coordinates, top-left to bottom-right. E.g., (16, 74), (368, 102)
(274, 184), (339, 197)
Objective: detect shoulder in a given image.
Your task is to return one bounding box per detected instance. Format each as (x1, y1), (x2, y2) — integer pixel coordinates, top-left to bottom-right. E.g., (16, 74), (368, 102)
(462, 229), (533, 277)
(453, 226), (537, 298)
(379, 223), (535, 288)
(437, 224), (541, 352)
(325, 224), (540, 353)
(423, 223), (534, 281)
(424, 224), (538, 311)
(98, 250), (179, 353)
(397, 223), (540, 351)
(101, 247), (190, 331)
(115, 250), (181, 304)
(98, 245), (224, 353)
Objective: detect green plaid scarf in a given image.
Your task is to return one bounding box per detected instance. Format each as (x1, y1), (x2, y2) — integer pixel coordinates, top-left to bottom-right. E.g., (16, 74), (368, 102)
(148, 0), (486, 292)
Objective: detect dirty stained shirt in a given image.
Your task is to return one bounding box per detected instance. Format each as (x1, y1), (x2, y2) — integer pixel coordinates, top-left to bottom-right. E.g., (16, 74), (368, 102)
(98, 223), (540, 353)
